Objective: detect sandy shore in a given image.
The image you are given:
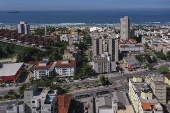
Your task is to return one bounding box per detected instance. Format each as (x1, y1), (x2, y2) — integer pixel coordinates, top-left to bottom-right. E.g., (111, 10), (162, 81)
(1, 25), (170, 30)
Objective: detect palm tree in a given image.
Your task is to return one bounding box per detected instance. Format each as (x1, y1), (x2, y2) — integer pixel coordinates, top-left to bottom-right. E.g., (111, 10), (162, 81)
(8, 90), (15, 99)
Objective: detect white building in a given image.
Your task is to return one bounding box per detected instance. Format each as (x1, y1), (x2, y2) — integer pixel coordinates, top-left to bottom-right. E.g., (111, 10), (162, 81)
(18, 21), (30, 35)
(33, 58), (56, 79)
(90, 52), (116, 73)
(119, 39), (144, 53)
(30, 87), (57, 113)
(7, 84), (58, 113)
(90, 27), (103, 32)
(129, 76), (163, 113)
(55, 60), (76, 77)
(60, 34), (69, 42)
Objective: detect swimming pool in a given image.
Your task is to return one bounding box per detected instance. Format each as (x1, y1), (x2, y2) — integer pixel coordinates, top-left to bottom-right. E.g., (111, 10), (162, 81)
(9, 105), (15, 110)
(46, 97), (53, 101)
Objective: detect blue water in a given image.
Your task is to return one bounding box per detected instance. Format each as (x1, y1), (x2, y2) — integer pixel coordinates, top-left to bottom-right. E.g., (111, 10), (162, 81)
(0, 9), (170, 27)
(46, 97), (53, 100)
(9, 105), (14, 110)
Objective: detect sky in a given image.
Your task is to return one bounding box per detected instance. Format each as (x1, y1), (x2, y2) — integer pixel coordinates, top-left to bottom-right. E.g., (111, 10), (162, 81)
(0, 0), (170, 11)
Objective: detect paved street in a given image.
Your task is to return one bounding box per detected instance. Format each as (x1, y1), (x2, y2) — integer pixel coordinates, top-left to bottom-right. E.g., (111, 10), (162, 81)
(0, 86), (19, 96)
(0, 101), (18, 113)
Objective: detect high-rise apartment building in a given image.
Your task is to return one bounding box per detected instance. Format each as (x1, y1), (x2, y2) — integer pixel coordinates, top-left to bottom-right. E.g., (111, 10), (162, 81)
(120, 16), (130, 40)
(145, 75), (167, 104)
(91, 33), (118, 73)
(45, 25), (47, 36)
(92, 33), (118, 61)
(18, 21), (30, 35)
(129, 76), (163, 113)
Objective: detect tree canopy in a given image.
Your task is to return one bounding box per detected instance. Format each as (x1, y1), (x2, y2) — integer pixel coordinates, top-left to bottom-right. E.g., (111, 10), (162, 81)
(159, 66), (169, 74)
(99, 75), (109, 86)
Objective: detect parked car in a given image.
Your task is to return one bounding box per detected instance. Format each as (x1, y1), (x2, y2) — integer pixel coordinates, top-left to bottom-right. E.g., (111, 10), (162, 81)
(114, 88), (118, 90)
(85, 106), (88, 113)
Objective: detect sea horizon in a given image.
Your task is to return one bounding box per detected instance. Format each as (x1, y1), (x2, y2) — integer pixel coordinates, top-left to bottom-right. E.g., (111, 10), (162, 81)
(0, 9), (170, 27)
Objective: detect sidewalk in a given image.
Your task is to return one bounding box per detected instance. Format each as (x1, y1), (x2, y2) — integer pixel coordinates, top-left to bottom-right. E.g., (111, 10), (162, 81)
(0, 99), (23, 104)
(73, 73), (121, 83)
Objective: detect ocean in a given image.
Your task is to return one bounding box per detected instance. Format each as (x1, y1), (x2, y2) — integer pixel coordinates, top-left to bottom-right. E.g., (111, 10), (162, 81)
(0, 9), (170, 27)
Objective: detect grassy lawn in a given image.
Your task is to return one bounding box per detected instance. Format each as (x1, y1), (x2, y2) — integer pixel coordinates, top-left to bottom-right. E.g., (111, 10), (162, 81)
(67, 90), (74, 93)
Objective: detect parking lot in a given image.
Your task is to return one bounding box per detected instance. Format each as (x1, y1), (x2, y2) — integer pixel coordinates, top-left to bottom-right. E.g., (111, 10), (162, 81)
(75, 97), (93, 113)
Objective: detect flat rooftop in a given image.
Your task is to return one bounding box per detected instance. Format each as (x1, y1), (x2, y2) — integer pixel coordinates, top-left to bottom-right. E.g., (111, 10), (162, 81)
(112, 91), (130, 106)
(0, 63), (23, 77)
(130, 79), (158, 103)
(32, 87), (56, 101)
(153, 81), (165, 85)
(124, 57), (139, 65)
(25, 84), (37, 91)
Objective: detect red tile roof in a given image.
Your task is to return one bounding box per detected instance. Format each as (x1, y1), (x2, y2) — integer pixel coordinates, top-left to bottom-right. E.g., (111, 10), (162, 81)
(33, 61), (54, 69)
(28, 61), (41, 65)
(24, 38), (31, 42)
(39, 42), (44, 45)
(164, 72), (170, 80)
(55, 60), (76, 67)
(135, 45), (143, 47)
(120, 45), (130, 47)
(154, 44), (158, 47)
(142, 103), (158, 110)
(129, 39), (137, 42)
(120, 39), (129, 43)
(58, 94), (71, 113)
(31, 40), (37, 44)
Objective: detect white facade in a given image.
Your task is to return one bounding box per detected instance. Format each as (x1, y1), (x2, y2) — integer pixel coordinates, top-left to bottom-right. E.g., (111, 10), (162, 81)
(55, 67), (75, 76)
(18, 21), (30, 35)
(31, 90), (57, 113)
(90, 27), (103, 32)
(119, 45), (144, 52)
(33, 58), (57, 79)
(60, 34), (69, 42)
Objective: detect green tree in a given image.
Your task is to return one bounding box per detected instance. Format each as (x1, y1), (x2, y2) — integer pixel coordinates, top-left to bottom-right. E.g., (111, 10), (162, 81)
(8, 90), (15, 99)
(144, 54), (152, 63)
(77, 29), (81, 35)
(159, 66), (169, 74)
(19, 83), (27, 95)
(51, 84), (65, 94)
(146, 63), (153, 69)
(4, 95), (9, 99)
(135, 55), (144, 63)
(30, 77), (34, 83)
(61, 78), (65, 82)
(99, 75), (105, 86)
(75, 84), (79, 89)
(0, 46), (3, 58)
(95, 81), (99, 86)
(68, 77), (71, 82)
(166, 51), (170, 61)
(89, 50), (93, 61)
(156, 52), (166, 60)
(152, 56), (157, 63)
(144, 42), (149, 49)
(53, 77), (60, 82)
(82, 64), (94, 77)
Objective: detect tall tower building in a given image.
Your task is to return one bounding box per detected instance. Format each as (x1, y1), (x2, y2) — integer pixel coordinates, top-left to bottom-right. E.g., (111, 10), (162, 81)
(92, 37), (118, 61)
(18, 21), (30, 35)
(45, 25), (47, 36)
(120, 16), (130, 40)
